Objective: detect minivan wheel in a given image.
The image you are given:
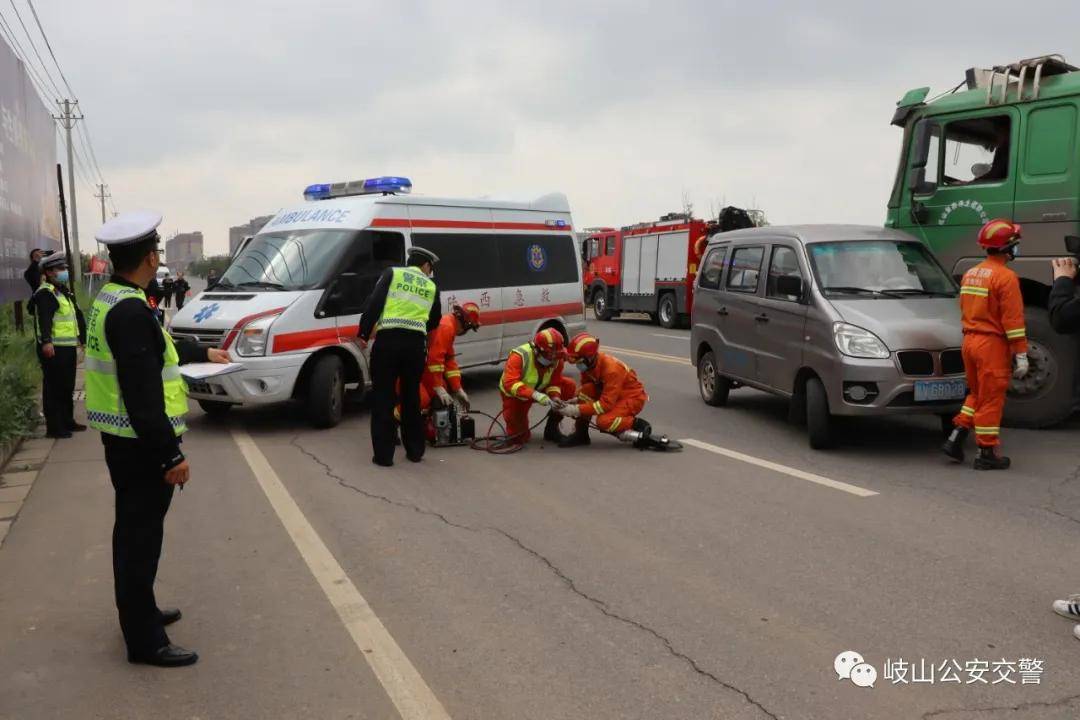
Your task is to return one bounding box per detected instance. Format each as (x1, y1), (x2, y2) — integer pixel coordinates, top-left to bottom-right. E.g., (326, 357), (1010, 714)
(698, 350), (731, 406)
(593, 288), (613, 321)
(805, 377), (834, 449)
(658, 294), (678, 329)
(306, 355), (345, 428)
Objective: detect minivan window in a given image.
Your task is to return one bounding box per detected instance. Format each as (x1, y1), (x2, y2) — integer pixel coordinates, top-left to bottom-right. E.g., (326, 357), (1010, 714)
(765, 246), (804, 301)
(219, 229), (356, 291)
(698, 246), (727, 290)
(808, 240), (956, 298)
(726, 246), (764, 293)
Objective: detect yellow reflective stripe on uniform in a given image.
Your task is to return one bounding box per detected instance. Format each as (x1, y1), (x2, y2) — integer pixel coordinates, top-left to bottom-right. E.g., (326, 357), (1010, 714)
(960, 286), (989, 296)
(974, 426), (1000, 434)
(592, 401), (604, 414)
(509, 381), (525, 395)
(608, 417), (622, 432)
(1005, 328), (1026, 338)
(84, 356), (183, 381)
(960, 406), (975, 416)
(427, 364), (445, 373)
(445, 370), (461, 378)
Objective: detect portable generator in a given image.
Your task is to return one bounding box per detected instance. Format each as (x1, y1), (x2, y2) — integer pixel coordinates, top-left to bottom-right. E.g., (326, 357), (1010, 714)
(431, 404), (475, 447)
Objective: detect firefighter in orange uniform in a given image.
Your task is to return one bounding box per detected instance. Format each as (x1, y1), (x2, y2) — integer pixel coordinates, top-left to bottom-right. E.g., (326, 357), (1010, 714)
(498, 328), (575, 445)
(556, 333), (654, 448)
(394, 302), (480, 427)
(942, 219), (1029, 470)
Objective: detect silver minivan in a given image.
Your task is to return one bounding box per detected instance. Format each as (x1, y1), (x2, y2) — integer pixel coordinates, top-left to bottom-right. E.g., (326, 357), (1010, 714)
(690, 225), (965, 448)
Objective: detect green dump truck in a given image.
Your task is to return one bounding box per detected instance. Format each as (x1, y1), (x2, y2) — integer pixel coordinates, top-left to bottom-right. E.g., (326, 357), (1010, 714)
(887, 54), (1080, 427)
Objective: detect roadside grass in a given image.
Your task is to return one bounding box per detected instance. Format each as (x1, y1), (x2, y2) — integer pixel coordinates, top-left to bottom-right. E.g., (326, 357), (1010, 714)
(0, 303), (41, 444)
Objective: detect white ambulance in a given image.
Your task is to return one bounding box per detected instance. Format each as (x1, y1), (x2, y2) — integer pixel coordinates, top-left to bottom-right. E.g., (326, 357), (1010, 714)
(170, 176), (586, 427)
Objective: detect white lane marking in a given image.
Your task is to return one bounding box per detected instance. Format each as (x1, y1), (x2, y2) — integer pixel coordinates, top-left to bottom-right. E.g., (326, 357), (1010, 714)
(232, 429), (452, 720)
(651, 333), (688, 341)
(679, 437), (879, 498)
(605, 345), (691, 366)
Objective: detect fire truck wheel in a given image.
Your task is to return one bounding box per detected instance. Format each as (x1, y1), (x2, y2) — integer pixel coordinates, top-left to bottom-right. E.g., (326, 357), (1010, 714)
(658, 293), (678, 329)
(592, 288), (613, 321)
(306, 355), (345, 428)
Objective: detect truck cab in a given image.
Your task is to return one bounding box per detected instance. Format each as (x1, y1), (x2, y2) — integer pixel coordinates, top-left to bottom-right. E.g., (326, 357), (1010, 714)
(888, 54), (1080, 426)
(581, 227), (620, 319)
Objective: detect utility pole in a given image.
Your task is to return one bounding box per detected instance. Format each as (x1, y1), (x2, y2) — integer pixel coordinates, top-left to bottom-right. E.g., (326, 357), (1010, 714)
(53, 99), (83, 285)
(93, 183), (110, 255)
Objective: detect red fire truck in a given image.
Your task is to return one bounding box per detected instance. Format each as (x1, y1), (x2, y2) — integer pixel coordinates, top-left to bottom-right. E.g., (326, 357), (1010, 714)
(581, 213), (712, 328)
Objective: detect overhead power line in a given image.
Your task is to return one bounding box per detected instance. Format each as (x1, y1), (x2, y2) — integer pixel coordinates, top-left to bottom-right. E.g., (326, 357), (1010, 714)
(0, 8), (56, 102)
(7, 0), (62, 98)
(24, 0), (72, 98)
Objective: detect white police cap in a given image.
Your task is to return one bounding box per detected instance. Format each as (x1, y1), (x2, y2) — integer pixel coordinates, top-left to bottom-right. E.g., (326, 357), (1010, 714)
(38, 250), (67, 270)
(95, 210), (163, 246)
(407, 246), (440, 265)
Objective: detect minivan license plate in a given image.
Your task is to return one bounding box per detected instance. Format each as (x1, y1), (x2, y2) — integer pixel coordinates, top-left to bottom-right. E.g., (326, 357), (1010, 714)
(914, 379), (966, 402)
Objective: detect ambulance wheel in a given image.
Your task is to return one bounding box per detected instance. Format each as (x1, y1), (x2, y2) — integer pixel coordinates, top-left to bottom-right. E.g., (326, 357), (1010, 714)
(592, 288), (613, 321)
(307, 355), (345, 428)
(806, 377), (834, 449)
(1004, 308), (1077, 428)
(198, 400), (232, 417)
(698, 350), (730, 406)
(658, 293), (678, 329)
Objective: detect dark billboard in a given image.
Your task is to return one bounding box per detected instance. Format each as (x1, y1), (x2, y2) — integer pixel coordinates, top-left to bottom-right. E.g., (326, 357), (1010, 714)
(0, 39), (59, 304)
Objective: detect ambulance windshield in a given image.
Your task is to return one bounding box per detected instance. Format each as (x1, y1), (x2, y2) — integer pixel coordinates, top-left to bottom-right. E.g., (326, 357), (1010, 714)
(218, 229), (354, 291)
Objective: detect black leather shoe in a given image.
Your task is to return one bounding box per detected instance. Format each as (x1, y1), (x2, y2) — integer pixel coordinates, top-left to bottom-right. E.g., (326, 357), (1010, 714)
(160, 608), (182, 626)
(45, 430), (72, 439)
(372, 457), (393, 467)
(942, 427), (969, 463)
(558, 424), (590, 448)
(543, 414), (565, 443)
(974, 448), (1011, 471)
(67, 422), (88, 432)
(128, 644), (199, 667)
(406, 453), (423, 463)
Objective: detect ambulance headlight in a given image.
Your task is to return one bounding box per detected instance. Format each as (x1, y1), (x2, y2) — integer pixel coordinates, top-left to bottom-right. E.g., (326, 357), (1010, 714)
(235, 313), (280, 357)
(833, 322), (890, 360)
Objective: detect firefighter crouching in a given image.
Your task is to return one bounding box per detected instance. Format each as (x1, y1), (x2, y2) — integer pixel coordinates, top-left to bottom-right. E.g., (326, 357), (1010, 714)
(555, 332), (654, 448)
(395, 302), (481, 432)
(942, 219), (1029, 470)
(498, 328), (575, 445)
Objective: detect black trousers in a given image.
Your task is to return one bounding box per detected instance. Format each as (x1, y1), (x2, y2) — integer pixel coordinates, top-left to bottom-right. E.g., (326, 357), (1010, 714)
(175, 294), (185, 310)
(370, 330), (426, 464)
(162, 292), (172, 308)
(37, 345), (76, 434)
(103, 438), (175, 656)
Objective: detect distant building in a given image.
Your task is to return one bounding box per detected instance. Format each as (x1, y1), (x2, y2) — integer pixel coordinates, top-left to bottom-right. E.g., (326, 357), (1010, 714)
(165, 231), (204, 272)
(229, 215), (273, 255)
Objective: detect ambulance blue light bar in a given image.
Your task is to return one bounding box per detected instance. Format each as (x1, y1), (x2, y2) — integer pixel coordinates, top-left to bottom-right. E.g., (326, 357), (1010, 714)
(303, 176), (413, 201)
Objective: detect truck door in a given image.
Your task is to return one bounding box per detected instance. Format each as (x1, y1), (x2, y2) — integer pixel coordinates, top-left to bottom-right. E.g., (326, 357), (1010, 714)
(899, 107), (1020, 271)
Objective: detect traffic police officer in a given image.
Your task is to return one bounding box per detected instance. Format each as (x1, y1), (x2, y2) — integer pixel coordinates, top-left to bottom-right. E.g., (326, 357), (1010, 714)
(88, 211), (228, 667)
(32, 251), (85, 438)
(358, 247), (441, 466)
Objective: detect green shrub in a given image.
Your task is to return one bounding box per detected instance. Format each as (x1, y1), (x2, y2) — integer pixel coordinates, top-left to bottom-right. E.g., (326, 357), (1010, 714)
(0, 303), (40, 444)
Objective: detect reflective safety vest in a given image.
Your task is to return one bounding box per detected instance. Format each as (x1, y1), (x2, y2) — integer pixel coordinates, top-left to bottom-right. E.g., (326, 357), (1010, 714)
(85, 282), (189, 438)
(500, 342), (556, 397)
(35, 282), (78, 346)
(375, 267), (435, 334)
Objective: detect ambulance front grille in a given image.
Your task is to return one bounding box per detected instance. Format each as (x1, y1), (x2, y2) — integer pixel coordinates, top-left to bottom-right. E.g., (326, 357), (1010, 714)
(171, 327), (227, 349)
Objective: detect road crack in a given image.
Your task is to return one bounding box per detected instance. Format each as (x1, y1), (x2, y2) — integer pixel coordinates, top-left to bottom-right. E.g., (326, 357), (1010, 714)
(292, 438), (780, 719)
(1043, 462), (1080, 527)
(921, 693), (1080, 719)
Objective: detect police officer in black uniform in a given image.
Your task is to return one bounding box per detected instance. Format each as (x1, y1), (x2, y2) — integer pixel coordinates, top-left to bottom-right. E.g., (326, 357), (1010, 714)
(358, 247), (441, 467)
(31, 251), (86, 438)
(90, 211), (228, 667)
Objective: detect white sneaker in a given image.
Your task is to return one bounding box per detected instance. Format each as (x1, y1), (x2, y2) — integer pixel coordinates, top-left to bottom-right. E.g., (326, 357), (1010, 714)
(1052, 594), (1080, 621)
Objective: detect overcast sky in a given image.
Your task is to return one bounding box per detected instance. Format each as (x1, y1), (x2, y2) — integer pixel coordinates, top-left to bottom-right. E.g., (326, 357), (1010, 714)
(30, 0), (1080, 255)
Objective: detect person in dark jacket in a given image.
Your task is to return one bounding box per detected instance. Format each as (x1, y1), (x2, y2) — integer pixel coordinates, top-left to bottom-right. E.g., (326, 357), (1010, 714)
(31, 251), (86, 438)
(173, 273), (190, 310)
(24, 248), (43, 295)
(161, 275), (174, 308)
(145, 278), (166, 325)
(1048, 257), (1080, 333)
(88, 211), (228, 667)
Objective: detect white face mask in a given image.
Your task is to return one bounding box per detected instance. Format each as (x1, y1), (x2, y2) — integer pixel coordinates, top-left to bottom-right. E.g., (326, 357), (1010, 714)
(575, 361), (590, 373)
(537, 355), (553, 367)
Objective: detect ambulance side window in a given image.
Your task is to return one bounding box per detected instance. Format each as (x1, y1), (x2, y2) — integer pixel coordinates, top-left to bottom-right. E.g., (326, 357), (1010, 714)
(341, 231), (405, 313)
(498, 234), (579, 287)
(410, 233), (499, 291)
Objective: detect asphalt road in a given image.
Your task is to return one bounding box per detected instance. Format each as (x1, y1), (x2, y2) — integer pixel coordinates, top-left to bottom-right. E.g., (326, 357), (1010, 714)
(2, 314), (1080, 719)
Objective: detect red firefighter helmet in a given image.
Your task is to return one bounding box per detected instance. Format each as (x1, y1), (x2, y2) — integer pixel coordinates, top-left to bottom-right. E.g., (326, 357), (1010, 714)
(532, 327), (565, 361)
(567, 332), (600, 363)
(977, 219), (1022, 250)
(454, 302), (481, 332)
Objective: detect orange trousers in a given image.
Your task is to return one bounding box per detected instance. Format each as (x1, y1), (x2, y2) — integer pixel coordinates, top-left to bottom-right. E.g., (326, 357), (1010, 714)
(576, 382), (648, 434)
(501, 377), (577, 442)
(953, 333), (1010, 447)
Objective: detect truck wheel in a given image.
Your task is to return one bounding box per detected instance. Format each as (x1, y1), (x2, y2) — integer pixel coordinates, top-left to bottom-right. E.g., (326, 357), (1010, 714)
(658, 294), (678, 329)
(306, 355), (345, 428)
(698, 350), (731, 406)
(806, 376), (834, 449)
(198, 400), (232, 417)
(592, 288), (613, 321)
(1004, 308), (1078, 428)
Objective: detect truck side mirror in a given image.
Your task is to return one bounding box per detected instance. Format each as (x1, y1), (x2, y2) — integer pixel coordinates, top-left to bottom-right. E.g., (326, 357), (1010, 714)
(776, 274), (803, 299)
(1065, 235), (1080, 256)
